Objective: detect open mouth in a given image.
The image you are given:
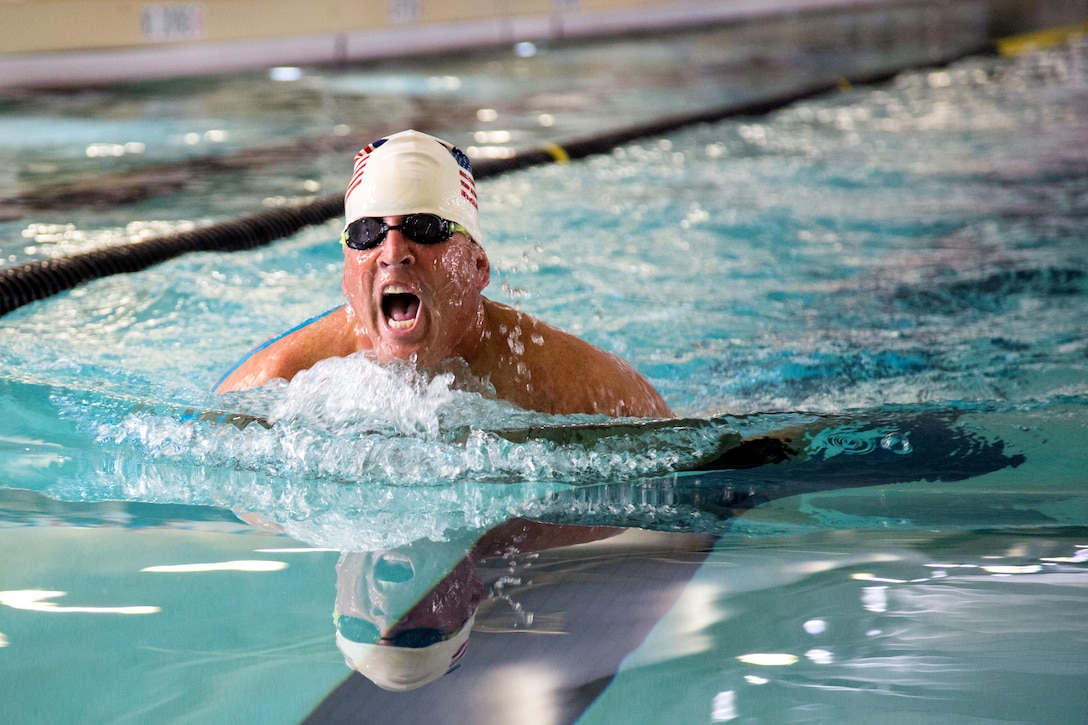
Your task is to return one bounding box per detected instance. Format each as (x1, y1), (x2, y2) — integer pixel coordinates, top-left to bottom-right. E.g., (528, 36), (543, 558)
(373, 553), (415, 585)
(381, 285), (421, 330)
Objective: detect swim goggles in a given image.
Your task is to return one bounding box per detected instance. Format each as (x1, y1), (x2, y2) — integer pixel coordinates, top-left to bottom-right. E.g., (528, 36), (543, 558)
(341, 214), (467, 251)
(335, 613), (459, 649)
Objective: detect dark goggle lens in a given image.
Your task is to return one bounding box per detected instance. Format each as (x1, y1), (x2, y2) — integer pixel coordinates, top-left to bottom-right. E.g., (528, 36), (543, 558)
(388, 628), (450, 648)
(337, 615), (381, 643)
(336, 614), (451, 649)
(343, 214), (456, 250)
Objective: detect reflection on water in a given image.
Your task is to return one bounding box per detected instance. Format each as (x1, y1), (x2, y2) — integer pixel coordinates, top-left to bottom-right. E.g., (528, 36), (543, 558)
(577, 528), (1088, 725)
(312, 519), (719, 720)
(330, 520), (625, 692)
(1, 469), (1086, 722)
(300, 515), (1088, 723)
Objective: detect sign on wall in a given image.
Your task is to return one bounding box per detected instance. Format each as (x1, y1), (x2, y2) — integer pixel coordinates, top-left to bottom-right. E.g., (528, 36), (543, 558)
(142, 3), (207, 42)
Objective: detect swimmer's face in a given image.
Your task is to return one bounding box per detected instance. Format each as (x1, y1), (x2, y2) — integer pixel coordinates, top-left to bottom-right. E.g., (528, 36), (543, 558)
(342, 216), (490, 368)
(336, 549), (483, 638)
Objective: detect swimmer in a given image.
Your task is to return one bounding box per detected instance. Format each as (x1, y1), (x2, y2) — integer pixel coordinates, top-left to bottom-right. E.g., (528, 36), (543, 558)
(215, 129), (672, 418)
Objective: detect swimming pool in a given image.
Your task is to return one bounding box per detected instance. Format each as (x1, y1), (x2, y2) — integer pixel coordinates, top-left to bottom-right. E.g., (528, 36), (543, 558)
(2, 15), (1088, 725)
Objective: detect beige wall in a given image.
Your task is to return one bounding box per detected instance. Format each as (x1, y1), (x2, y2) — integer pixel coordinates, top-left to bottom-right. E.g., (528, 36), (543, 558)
(1, 0), (691, 55)
(3, 0), (1085, 89)
(2, 1), (382, 53)
(5, 0), (1087, 56)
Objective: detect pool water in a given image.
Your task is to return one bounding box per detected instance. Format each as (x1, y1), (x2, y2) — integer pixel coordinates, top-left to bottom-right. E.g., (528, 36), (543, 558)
(3, 21), (1088, 725)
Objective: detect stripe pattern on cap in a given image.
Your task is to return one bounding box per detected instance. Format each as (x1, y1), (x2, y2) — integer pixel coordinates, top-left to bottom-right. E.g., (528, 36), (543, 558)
(346, 138), (387, 199)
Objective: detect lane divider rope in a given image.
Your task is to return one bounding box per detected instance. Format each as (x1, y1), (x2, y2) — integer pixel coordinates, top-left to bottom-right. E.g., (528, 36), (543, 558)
(0, 41), (995, 317)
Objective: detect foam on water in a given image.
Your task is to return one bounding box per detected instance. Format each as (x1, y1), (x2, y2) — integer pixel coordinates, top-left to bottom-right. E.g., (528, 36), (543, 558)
(99, 353), (726, 484)
(54, 352), (737, 547)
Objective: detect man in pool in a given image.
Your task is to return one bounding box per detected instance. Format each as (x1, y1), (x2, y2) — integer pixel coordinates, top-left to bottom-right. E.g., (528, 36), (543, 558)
(215, 129), (672, 419)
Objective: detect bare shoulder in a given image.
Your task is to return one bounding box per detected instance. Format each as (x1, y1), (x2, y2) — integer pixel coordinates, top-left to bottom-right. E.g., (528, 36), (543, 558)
(480, 300), (673, 418)
(214, 306), (359, 393)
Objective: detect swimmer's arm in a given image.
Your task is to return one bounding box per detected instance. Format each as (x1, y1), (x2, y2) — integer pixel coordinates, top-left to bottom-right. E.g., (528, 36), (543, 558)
(474, 518), (625, 558)
(601, 353), (674, 419)
(488, 304), (673, 418)
(565, 349), (673, 418)
(213, 306), (358, 393)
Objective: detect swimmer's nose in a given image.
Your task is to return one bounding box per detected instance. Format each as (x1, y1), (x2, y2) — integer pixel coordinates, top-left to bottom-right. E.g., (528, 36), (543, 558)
(379, 229), (415, 266)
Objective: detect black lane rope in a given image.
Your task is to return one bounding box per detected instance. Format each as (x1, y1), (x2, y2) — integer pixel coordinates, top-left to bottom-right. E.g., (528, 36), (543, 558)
(0, 195), (343, 315)
(0, 43), (991, 318)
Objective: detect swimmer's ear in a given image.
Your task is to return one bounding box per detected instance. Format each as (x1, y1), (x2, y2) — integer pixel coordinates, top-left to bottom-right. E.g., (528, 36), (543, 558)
(473, 246), (490, 290)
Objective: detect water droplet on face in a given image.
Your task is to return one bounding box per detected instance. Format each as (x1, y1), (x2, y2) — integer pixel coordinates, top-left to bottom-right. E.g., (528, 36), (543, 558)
(501, 281), (529, 299)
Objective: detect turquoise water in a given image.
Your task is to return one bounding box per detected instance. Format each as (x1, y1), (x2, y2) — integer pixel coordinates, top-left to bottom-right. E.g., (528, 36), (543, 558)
(2, 26), (1088, 725)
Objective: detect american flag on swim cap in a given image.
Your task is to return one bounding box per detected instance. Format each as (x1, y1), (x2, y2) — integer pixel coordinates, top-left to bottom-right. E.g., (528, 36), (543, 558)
(446, 638), (469, 673)
(346, 137), (387, 199)
(459, 167), (477, 209)
(444, 142), (478, 210)
(342, 130), (483, 244)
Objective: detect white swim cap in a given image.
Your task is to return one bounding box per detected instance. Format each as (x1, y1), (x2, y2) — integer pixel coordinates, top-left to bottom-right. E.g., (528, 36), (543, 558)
(344, 129), (482, 244)
(336, 612), (475, 692)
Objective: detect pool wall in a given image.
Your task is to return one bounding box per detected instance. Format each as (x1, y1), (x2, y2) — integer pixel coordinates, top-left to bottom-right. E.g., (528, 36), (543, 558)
(2, 0), (1086, 89)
